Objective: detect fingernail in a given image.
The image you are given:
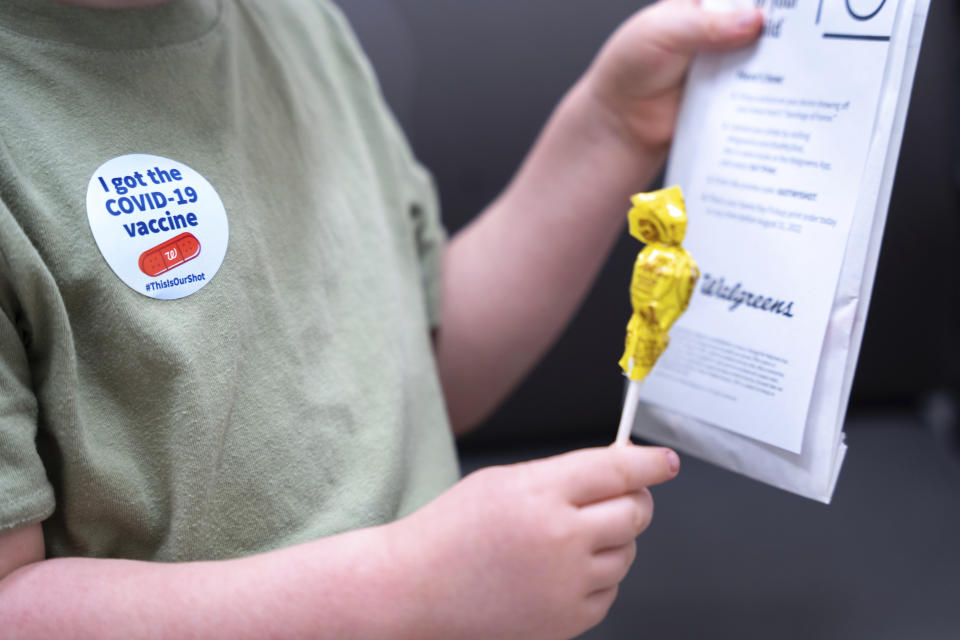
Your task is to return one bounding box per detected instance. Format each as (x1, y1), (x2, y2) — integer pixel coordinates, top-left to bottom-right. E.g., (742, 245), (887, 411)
(666, 450), (680, 474)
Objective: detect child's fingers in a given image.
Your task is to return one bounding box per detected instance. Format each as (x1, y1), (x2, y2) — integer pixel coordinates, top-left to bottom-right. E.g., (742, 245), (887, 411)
(579, 490), (654, 550)
(541, 445), (679, 506)
(588, 541), (638, 591)
(583, 585), (619, 624)
(646, 1), (764, 54)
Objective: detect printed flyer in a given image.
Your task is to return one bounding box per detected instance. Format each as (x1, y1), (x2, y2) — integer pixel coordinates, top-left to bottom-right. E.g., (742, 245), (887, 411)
(629, 0), (931, 501)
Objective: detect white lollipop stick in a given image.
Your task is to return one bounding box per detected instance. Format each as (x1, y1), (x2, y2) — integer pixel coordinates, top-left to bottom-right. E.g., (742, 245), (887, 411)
(614, 379), (642, 446)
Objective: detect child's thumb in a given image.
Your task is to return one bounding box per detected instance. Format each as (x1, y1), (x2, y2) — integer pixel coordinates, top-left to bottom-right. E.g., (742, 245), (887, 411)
(647, 2), (764, 54)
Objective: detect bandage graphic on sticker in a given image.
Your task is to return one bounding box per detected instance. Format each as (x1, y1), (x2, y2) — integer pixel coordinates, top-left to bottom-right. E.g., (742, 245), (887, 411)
(139, 232), (201, 277)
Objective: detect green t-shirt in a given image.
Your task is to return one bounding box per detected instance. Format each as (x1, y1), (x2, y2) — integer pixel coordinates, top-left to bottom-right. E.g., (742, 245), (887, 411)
(0, 0), (458, 561)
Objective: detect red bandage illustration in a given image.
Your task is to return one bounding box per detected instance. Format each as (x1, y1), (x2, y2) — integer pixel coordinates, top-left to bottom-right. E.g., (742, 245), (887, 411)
(139, 232), (201, 277)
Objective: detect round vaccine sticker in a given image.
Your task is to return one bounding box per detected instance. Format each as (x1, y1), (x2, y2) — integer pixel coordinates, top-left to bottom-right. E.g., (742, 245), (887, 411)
(86, 154), (228, 300)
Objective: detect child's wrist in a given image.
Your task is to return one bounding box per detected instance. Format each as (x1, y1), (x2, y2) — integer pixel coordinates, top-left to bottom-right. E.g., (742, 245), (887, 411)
(564, 76), (670, 175)
(369, 520), (436, 639)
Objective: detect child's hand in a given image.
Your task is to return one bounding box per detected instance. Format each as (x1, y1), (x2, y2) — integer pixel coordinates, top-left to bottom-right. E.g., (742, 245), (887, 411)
(585, 0), (763, 153)
(389, 445), (680, 640)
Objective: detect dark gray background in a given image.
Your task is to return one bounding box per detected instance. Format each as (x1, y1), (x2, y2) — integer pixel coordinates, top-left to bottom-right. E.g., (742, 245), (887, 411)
(339, 2), (960, 638)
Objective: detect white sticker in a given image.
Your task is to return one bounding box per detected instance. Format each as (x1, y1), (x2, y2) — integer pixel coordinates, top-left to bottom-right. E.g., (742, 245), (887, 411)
(86, 154), (228, 300)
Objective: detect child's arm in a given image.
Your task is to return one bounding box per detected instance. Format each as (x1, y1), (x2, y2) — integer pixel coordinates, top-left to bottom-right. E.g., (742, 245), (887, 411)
(435, 0), (763, 432)
(0, 445), (677, 639)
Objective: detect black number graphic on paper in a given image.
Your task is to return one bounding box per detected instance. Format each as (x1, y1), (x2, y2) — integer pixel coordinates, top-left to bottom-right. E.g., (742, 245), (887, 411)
(818, 0), (893, 41)
(846, 0), (887, 21)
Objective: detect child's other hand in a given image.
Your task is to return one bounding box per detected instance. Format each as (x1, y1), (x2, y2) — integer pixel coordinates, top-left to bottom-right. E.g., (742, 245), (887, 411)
(389, 445), (680, 640)
(585, 0), (763, 153)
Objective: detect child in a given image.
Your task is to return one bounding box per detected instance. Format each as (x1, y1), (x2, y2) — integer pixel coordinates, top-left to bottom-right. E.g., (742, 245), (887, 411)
(0, 0), (761, 636)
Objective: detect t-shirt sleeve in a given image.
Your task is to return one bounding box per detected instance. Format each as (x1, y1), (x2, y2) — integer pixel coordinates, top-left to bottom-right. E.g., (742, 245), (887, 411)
(0, 246), (55, 532)
(312, 0), (448, 329)
(404, 158), (446, 330)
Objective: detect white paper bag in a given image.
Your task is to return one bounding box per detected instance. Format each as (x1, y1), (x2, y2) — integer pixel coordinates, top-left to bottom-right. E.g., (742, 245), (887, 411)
(628, 0), (931, 502)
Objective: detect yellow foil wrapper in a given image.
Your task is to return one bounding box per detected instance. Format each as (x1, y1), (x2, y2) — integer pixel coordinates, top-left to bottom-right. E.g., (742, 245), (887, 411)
(619, 186), (699, 381)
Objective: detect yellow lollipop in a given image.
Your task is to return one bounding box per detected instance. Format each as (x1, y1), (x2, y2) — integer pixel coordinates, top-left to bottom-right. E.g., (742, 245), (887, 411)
(615, 186), (699, 445)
